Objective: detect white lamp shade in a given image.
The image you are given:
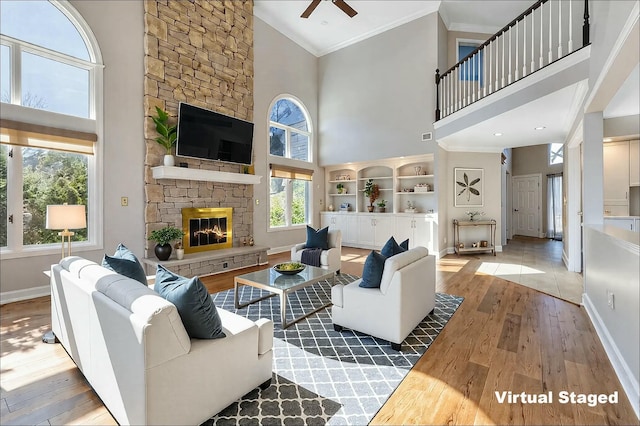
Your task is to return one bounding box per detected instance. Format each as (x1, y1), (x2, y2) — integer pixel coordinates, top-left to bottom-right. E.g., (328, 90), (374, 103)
(46, 204), (87, 230)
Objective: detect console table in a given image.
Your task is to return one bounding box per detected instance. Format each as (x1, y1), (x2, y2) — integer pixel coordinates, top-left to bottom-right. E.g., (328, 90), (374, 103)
(453, 219), (497, 256)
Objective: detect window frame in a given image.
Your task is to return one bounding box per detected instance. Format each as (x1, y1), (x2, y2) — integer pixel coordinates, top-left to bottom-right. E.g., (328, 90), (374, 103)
(267, 95), (314, 231)
(456, 38), (485, 84)
(0, 0), (104, 259)
(549, 142), (564, 165)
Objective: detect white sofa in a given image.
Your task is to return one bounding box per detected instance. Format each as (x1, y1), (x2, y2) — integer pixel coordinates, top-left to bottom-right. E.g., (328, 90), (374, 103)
(291, 229), (342, 272)
(50, 256), (273, 425)
(331, 246), (436, 350)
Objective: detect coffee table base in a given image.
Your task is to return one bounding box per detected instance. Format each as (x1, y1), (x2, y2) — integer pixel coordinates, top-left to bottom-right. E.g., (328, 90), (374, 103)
(234, 271), (335, 329)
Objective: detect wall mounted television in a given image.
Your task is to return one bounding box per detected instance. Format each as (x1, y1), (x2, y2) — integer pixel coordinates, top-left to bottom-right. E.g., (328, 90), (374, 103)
(176, 102), (254, 165)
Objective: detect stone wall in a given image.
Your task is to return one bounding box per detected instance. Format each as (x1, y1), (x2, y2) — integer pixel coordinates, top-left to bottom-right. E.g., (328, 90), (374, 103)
(143, 0), (254, 258)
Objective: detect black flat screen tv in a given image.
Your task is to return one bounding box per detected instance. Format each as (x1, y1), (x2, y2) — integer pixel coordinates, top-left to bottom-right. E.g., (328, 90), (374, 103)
(176, 102), (254, 165)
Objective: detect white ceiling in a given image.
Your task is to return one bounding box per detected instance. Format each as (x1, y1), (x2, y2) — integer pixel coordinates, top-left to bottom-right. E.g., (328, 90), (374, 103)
(604, 63), (640, 119)
(254, 0), (523, 57)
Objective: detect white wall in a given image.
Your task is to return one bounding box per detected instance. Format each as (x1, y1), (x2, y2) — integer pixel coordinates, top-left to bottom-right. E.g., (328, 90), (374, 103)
(443, 151), (502, 250)
(253, 18), (321, 251)
(318, 13), (439, 166)
(0, 1), (145, 301)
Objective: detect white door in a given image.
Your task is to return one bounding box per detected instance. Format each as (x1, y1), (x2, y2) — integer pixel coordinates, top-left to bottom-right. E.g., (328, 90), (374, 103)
(513, 175), (541, 237)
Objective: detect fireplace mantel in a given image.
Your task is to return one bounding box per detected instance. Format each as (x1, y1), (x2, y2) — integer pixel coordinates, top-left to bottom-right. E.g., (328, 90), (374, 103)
(151, 166), (262, 185)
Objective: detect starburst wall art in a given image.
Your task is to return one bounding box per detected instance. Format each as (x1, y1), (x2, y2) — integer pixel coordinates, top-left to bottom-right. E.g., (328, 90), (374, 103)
(454, 168), (484, 207)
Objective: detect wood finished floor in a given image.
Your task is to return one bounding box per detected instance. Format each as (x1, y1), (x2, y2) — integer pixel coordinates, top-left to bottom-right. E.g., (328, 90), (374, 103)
(1, 244), (637, 425)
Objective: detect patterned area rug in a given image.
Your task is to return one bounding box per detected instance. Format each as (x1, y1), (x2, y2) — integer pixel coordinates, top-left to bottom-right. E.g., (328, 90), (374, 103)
(203, 274), (463, 425)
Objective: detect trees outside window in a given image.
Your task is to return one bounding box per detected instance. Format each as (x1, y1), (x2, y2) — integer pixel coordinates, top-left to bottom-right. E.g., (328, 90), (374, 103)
(268, 97), (313, 229)
(0, 0), (101, 254)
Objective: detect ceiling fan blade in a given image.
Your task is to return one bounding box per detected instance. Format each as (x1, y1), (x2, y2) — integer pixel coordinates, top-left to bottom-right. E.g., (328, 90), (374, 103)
(333, 0), (358, 17)
(301, 0), (321, 18)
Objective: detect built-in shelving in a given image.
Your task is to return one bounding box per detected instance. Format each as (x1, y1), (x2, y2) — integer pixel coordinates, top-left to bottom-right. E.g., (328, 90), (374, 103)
(151, 166), (262, 185)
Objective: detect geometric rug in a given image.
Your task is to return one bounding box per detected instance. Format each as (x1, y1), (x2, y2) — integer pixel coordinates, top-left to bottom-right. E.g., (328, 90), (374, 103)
(203, 274), (463, 425)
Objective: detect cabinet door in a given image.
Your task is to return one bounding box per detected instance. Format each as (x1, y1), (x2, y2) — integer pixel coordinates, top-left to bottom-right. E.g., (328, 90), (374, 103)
(357, 216), (376, 247)
(338, 215), (358, 245)
(394, 217), (414, 247)
(603, 218), (634, 231)
(373, 216), (395, 247)
(604, 205), (629, 216)
(630, 140), (639, 186)
(320, 213), (334, 230)
(413, 216), (433, 252)
(603, 142), (630, 205)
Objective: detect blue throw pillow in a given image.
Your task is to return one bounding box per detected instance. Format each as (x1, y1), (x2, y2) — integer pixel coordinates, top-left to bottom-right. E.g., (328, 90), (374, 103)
(306, 226), (329, 250)
(359, 251), (387, 288)
(154, 265), (225, 339)
(400, 239), (409, 251)
(380, 236), (407, 258)
(102, 243), (148, 285)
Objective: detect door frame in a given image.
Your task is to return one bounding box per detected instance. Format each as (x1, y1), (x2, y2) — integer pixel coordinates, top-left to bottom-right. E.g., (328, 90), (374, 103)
(512, 173), (543, 238)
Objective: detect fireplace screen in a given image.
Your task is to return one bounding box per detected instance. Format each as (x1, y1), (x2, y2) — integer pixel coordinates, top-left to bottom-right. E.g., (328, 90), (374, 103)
(182, 207), (233, 253)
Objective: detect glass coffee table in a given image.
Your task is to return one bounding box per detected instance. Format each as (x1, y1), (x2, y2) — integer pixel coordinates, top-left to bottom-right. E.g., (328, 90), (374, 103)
(234, 265), (336, 328)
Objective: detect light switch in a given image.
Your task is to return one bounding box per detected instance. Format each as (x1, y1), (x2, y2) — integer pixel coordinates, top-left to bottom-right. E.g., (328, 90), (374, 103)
(121, 197), (128, 206)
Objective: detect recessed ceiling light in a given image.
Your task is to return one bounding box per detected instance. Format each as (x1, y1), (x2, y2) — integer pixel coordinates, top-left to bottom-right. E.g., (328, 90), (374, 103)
(603, 138), (613, 142)
(535, 126), (546, 130)
(321, 20), (329, 25)
(494, 133), (503, 137)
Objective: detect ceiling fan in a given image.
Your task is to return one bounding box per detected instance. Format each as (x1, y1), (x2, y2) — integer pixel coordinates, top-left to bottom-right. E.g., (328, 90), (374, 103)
(301, 0), (358, 19)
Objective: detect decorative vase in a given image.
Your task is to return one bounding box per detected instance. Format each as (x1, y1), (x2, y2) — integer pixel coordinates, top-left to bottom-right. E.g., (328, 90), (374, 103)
(378, 207), (386, 213)
(154, 243), (172, 261)
(163, 154), (175, 166)
(248, 236), (254, 246)
(367, 206), (374, 213)
(176, 248), (185, 260)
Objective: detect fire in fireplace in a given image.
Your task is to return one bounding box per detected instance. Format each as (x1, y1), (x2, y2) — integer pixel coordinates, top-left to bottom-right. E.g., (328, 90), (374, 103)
(181, 207), (233, 253)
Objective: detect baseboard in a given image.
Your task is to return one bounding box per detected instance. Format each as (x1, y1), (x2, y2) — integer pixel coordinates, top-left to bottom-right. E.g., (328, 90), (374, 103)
(0, 285), (50, 305)
(583, 294), (640, 420)
(267, 245), (293, 255)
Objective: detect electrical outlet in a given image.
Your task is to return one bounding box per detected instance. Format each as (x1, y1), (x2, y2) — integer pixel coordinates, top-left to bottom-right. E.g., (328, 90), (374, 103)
(223, 262), (228, 269)
(121, 197), (128, 206)
(607, 290), (615, 310)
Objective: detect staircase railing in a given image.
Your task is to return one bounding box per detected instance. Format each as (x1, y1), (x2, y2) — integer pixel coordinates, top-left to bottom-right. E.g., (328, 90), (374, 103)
(435, 0), (590, 121)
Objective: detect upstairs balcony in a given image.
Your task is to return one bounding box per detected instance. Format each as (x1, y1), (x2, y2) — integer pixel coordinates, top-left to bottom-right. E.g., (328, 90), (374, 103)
(434, 0), (592, 152)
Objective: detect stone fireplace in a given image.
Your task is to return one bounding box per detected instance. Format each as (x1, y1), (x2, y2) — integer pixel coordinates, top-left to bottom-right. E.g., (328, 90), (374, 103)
(182, 207), (232, 253)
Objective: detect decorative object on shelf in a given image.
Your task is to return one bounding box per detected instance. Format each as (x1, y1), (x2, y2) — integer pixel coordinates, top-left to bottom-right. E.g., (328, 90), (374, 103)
(46, 203), (87, 259)
(174, 241), (185, 260)
(340, 203), (351, 212)
(242, 165), (255, 174)
(148, 225), (185, 261)
(377, 199), (387, 213)
(336, 174), (351, 181)
(328, 204), (335, 212)
(241, 237), (247, 246)
(337, 182), (345, 194)
(454, 168), (484, 207)
(414, 165), (422, 175)
(472, 242), (479, 248)
(402, 188), (414, 192)
(151, 106), (177, 167)
(364, 179), (380, 213)
(405, 201), (417, 213)
(458, 242), (465, 249)
(481, 240), (488, 247)
(248, 236), (254, 246)
(465, 210), (485, 221)
(414, 183), (431, 192)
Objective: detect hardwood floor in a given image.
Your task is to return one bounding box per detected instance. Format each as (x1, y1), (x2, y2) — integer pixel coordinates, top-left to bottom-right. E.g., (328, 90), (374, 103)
(1, 246), (637, 425)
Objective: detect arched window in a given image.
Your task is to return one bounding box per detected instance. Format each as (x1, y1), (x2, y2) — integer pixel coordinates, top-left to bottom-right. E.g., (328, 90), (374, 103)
(268, 96), (313, 229)
(0, 0), (103, 255)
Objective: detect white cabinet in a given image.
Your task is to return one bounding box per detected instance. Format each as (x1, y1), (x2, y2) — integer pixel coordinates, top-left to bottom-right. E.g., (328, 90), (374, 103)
(357, 215), (395, 248)
(603, 141), (630, 216)
(395, 215), (434, 253)
(603, 217), (639, 232)
(321, 213), (358, 244)
(630, 140), (639, 187)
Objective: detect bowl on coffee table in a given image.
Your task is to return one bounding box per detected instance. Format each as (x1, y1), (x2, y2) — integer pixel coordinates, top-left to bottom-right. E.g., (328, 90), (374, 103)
(273, 262), (306, 275)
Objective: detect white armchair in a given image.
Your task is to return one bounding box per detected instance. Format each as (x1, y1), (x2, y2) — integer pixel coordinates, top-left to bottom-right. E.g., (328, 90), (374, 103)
(331, 246), (435, 350)
(291, 229), (342, 273)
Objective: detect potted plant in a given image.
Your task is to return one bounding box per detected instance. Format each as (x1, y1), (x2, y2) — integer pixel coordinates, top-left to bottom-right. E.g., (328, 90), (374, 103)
(148, 225), (184, 261)
(363, 179), (380, 213)
(174, 240), (185, 260)
(151, 106), (177, 166)
(337, 183), (345, 194)
(377, 199), (387, 213)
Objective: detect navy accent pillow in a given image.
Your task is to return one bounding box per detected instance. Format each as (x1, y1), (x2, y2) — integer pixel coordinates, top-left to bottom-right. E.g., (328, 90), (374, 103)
(102, 243), (148, 285)
(359, 251), (387, 288)
(400, 239), (409, 251)
(380, 236), (407, 258)
(154, 265), (225, 339)
(306, 226), (329, 250)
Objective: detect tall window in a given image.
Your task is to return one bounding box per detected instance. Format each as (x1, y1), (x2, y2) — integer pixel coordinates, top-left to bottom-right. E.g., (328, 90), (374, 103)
(549, 143), (564, 165)
(458, 41), (484, 83)
(0, 1), (102, 255)
(268, 97), (313, 229)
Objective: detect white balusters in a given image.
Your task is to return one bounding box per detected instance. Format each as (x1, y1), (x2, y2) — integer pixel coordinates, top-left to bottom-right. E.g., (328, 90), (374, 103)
(548, 0), (553, 64)
(558, 0), (563, 58)
(515, 20), (519, 81)
(508, 27), (513, 84)
(523, 16), (527, 77)
(568, 0), (573, 52)
(531, 8), (536, 72)
(540, 5), (544, 68)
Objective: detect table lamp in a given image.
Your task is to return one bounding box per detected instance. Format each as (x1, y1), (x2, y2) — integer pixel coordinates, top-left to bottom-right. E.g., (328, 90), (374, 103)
(46, 204), (87, 258)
